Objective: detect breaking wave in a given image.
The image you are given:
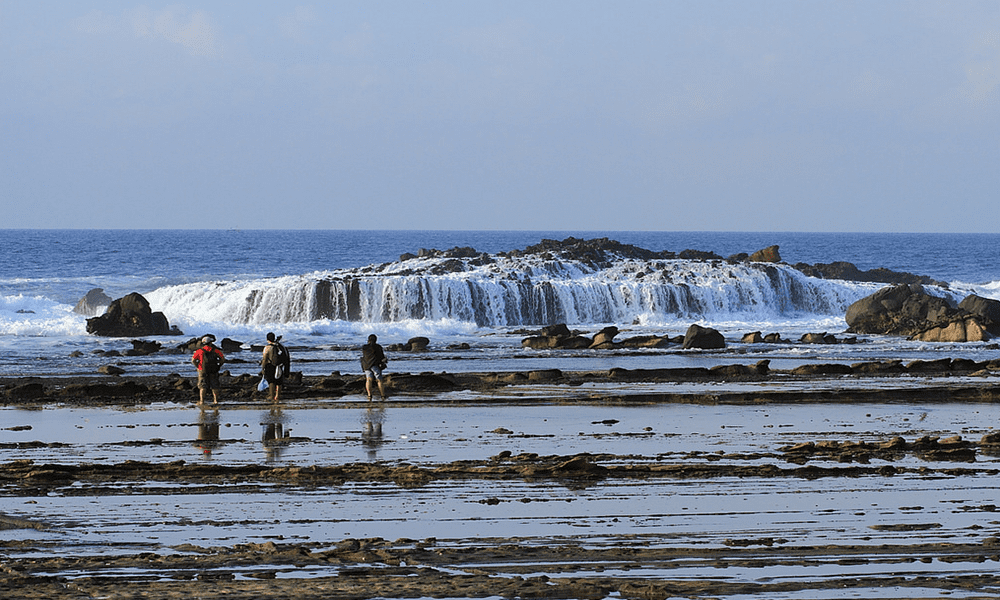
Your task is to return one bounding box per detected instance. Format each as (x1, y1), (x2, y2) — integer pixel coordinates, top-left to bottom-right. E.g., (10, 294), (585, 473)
(145, 251), (893, 329)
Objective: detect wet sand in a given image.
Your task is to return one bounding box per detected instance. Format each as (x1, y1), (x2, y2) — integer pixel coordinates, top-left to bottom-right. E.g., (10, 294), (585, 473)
(4, 362), (1000, 599)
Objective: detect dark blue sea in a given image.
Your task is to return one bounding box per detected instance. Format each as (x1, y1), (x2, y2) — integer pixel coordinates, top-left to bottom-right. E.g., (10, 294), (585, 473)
(2, 230), (999, 377)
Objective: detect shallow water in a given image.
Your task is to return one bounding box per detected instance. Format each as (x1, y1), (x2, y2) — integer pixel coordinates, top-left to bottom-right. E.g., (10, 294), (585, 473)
(2, 399), (997, 466)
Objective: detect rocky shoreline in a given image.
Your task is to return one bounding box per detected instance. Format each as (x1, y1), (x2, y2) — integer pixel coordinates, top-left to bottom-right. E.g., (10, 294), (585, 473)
(4, 352), (1000, 407)
(5, 342), (1000, 598)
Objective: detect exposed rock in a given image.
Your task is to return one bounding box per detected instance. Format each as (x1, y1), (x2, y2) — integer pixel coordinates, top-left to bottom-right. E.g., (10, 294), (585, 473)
(710, 364), (758, 378)
(958, 295), (1000, 335)
(749, 245), (781, 263)
(678, 249), (723, 260)
(98, 365), (126, 376)
(406, 337), (430, 351)
(791, 363), (853, 376)
(912, 316), (990, 342)
(73, 288), (113, 317)
(845, 284), (959, 336)
(742, 332), (763, 343)
(590, 326), (619, 348)
(220, 338), (243, 353)
(5, 383), (46, 400)
(561, 336), (593, 349)
(129, 340), (162, 355)
(521, 336), (562, 349)
(763, 333), (783, 343)
(86, 293), (182, 338)
(682, 324), (725, 350)
(616, 335), (672, 348)
(541, 324), (572, 338)
(800, 332), (838, 344)
(794, 262), (944, 286)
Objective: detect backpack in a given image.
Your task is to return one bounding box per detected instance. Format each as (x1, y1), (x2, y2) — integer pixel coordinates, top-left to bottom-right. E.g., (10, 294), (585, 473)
(201, 346), (221, 374)
(273, 343), (290, 379)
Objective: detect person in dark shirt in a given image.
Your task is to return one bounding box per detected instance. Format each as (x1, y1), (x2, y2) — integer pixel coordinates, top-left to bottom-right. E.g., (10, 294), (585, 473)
(360, 334), (388, 401)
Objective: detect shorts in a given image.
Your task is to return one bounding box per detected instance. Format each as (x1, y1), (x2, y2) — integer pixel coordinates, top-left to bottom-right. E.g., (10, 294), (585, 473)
(264, 364), (284, 385)
(197, 371), (221, 390)
(364, 365), (384, 381)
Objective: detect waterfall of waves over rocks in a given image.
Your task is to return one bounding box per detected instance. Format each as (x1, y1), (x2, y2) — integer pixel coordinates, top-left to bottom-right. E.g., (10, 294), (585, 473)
(147, 238), (889, 327)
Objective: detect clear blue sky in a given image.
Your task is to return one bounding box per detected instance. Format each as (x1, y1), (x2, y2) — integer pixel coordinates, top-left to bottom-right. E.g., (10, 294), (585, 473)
(2, 1), (998, 231)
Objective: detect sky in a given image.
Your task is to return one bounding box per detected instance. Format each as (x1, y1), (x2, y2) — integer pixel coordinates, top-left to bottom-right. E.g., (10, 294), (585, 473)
(1, 1), (999, 232)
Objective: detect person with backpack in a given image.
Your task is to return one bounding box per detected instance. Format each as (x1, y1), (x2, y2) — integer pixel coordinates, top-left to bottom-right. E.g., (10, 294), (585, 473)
(261, 332), (291, 402)
(360, 333), (388, 401)
(192, 334), (225, 405)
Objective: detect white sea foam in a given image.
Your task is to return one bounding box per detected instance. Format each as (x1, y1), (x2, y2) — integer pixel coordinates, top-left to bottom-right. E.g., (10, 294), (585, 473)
(0, 294), (87, 337)
(145, 256), (892, 330)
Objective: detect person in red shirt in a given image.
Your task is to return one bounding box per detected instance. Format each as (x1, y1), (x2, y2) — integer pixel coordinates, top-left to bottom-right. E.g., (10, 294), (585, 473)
(191, 334), (225, 405)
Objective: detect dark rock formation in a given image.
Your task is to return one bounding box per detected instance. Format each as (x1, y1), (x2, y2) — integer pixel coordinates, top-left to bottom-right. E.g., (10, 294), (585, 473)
(73, 288), (113, 317)
(85, 293), (181, 338)
(794, 261), (943, 287)
(958, 295), (1000, 335)
(589, 326), (619, 349)
(406, 337), (430, 351)
(682, 324), (725, 350)
(846, 285), (956, 335)
(846, 284), (992, 341)
(126, 340), (162, 356)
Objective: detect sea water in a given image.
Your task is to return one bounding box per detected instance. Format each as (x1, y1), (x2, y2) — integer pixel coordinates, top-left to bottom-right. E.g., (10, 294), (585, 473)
(2, 230), (1000, 378)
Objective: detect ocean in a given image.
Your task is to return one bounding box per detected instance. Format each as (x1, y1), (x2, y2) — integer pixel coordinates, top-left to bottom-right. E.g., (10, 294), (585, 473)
(3, 230), (1000, 378)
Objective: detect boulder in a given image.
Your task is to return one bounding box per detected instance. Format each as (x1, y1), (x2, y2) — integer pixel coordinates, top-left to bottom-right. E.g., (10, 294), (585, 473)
(958, 295), (1000, 335)
(220, 338), (243, 353)
(522, 336), (562, 349)
(749, 245), (781, 263)
(616, 335), (671, 348)
(845, 284), (959, 336)
(741, 332), (763, 344)
(682, 324), (725, 350)
(86, 293), (182, 338)
(911, 316), (990, 342)
(590, 326), (619, 348)
(763, 333), (783, 343)
(561, 336), (593, 349)
(406, 337), (430, 351)
(129, 340), (162, 355)
(73, 288), (113, 317)
(541, 324), (572, 338)
(800, 332), (838, 344)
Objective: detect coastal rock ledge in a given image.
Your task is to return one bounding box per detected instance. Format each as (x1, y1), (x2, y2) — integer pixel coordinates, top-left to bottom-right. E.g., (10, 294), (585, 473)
(85, 292), (182, 338)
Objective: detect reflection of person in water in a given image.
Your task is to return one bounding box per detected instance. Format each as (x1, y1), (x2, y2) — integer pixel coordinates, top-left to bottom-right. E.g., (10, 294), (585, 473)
(261, 406), (289, 462)
(195, 406), (221, 458)
(361, 405), (386, 460)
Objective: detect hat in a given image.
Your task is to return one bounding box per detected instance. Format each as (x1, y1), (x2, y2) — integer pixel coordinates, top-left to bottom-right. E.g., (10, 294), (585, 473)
(201, 334), (216, 345)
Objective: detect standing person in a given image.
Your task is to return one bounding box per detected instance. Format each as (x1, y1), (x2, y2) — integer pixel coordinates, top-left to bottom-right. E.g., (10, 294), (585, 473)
(191, 334), (225, 405)
(261, 332), (290, 402)
(360, 334), (388, 401)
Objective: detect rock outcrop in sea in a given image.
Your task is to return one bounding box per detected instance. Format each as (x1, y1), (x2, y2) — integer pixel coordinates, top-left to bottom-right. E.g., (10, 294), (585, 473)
(86, 292), (182, 338)
(846, 284), (1000, 341)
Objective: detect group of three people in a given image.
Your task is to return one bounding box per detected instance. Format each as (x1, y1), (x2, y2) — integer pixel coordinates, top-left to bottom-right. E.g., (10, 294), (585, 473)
(191, 333), (388, 404)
